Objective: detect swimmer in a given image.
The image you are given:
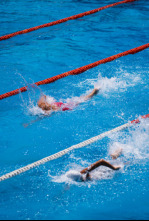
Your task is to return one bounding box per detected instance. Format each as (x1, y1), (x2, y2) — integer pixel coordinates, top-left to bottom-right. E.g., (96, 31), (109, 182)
(67, 147), (123, 182)
(23, 87), (100, 127)
(80, 159), (121, 181)
(37, 87), (100, 114)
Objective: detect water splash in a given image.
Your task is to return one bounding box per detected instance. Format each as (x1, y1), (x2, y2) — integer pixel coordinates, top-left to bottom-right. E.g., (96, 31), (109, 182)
(77, 71), (142, 96)
(49, 166), (122, 186)
(109, 119), (149, 161)
(49, 157), (123, 185)
(28, 105), (45, 116)
(45, 96), (56, 104)
(50, 119), (149, 185)
(16, 73), (45, 115)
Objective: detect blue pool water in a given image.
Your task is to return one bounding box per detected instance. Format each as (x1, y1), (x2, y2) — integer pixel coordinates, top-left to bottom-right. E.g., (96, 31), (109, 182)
(0, 0), (149, 219)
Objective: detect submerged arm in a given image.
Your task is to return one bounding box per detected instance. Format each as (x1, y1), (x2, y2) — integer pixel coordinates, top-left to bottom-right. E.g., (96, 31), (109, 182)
(23, 112), (53, 128)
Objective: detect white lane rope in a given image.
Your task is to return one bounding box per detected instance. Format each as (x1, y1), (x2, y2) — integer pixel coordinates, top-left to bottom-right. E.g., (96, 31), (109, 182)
(0, 122), (131, 182)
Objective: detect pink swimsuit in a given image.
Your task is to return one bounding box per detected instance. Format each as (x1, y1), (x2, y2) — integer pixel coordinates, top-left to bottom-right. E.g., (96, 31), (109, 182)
(53, 102), (73, 111)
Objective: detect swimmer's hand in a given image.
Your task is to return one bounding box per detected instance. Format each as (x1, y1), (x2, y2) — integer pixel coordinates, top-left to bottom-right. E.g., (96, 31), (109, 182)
(23, 123), (29, 128)
(114, 166), (121, 170)
(94, 88), (100, 95)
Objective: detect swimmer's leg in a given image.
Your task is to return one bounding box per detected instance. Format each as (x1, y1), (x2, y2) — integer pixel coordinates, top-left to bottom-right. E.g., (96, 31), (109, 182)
(80, 159), (121, 175)
(111, 148), (123, 160)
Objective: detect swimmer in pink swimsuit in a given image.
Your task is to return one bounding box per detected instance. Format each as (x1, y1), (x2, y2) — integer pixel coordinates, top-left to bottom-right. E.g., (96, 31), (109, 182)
(24, 88), (99, 127)
(38, 87), (100, 114)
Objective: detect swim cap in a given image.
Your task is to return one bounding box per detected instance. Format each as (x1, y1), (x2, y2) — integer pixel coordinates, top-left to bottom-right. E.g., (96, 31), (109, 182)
(66, 170), (83, 182)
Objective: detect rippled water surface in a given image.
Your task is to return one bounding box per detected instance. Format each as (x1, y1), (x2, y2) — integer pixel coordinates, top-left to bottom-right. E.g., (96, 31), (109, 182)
(0, 0), (149, 220)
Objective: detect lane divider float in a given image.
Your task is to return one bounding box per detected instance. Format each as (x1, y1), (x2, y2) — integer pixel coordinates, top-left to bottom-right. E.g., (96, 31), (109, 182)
(0, 0), (137, 41)
(0, 43), (149, 101)
(0, 114), (148, 182)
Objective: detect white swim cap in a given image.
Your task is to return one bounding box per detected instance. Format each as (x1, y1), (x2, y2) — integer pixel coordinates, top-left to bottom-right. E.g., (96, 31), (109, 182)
(66, 170), (83, 182)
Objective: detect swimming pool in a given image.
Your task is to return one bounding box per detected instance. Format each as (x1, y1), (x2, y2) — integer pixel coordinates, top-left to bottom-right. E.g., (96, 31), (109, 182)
(0, 0), (149, 219)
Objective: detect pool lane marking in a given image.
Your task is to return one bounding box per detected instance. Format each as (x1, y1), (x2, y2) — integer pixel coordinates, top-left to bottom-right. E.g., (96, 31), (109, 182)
(0, 114), (148, 182)
(0, 43), (149, 101)
(0, 0), (137, 41)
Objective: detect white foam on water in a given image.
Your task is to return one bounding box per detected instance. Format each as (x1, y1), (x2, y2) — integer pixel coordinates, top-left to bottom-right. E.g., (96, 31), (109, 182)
(17, 75), (46, 116)
(109, 119), (149, 161)
(22, 69), (142, 116)
(88, 166), (120, 181)
(50, 119), (149, 185)
(27, 95), (55, 116)
(77, 71), (142, 97)
(28, 105), (46, 116)
(45, 96), (56, 104)
(48, 166), (85, 186)
(49, 160), (123, 186)
(49, 166), (122, 186)
(95, 73), (142, 96)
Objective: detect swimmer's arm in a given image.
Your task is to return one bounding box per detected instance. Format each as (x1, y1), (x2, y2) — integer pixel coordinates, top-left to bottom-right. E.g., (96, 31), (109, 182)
(74, 88), (100, 106)
(80, 159), (121, 174)
(81, 88), (100, 102)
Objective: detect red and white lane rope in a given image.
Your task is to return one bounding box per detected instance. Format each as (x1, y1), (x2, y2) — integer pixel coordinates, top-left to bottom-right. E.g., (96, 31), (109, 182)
(0, 114), (148, 182)
(0, 0), (136, 41)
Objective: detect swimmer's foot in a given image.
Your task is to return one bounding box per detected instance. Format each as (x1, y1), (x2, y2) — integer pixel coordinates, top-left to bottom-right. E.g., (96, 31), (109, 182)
(111, 148), (123, 160)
